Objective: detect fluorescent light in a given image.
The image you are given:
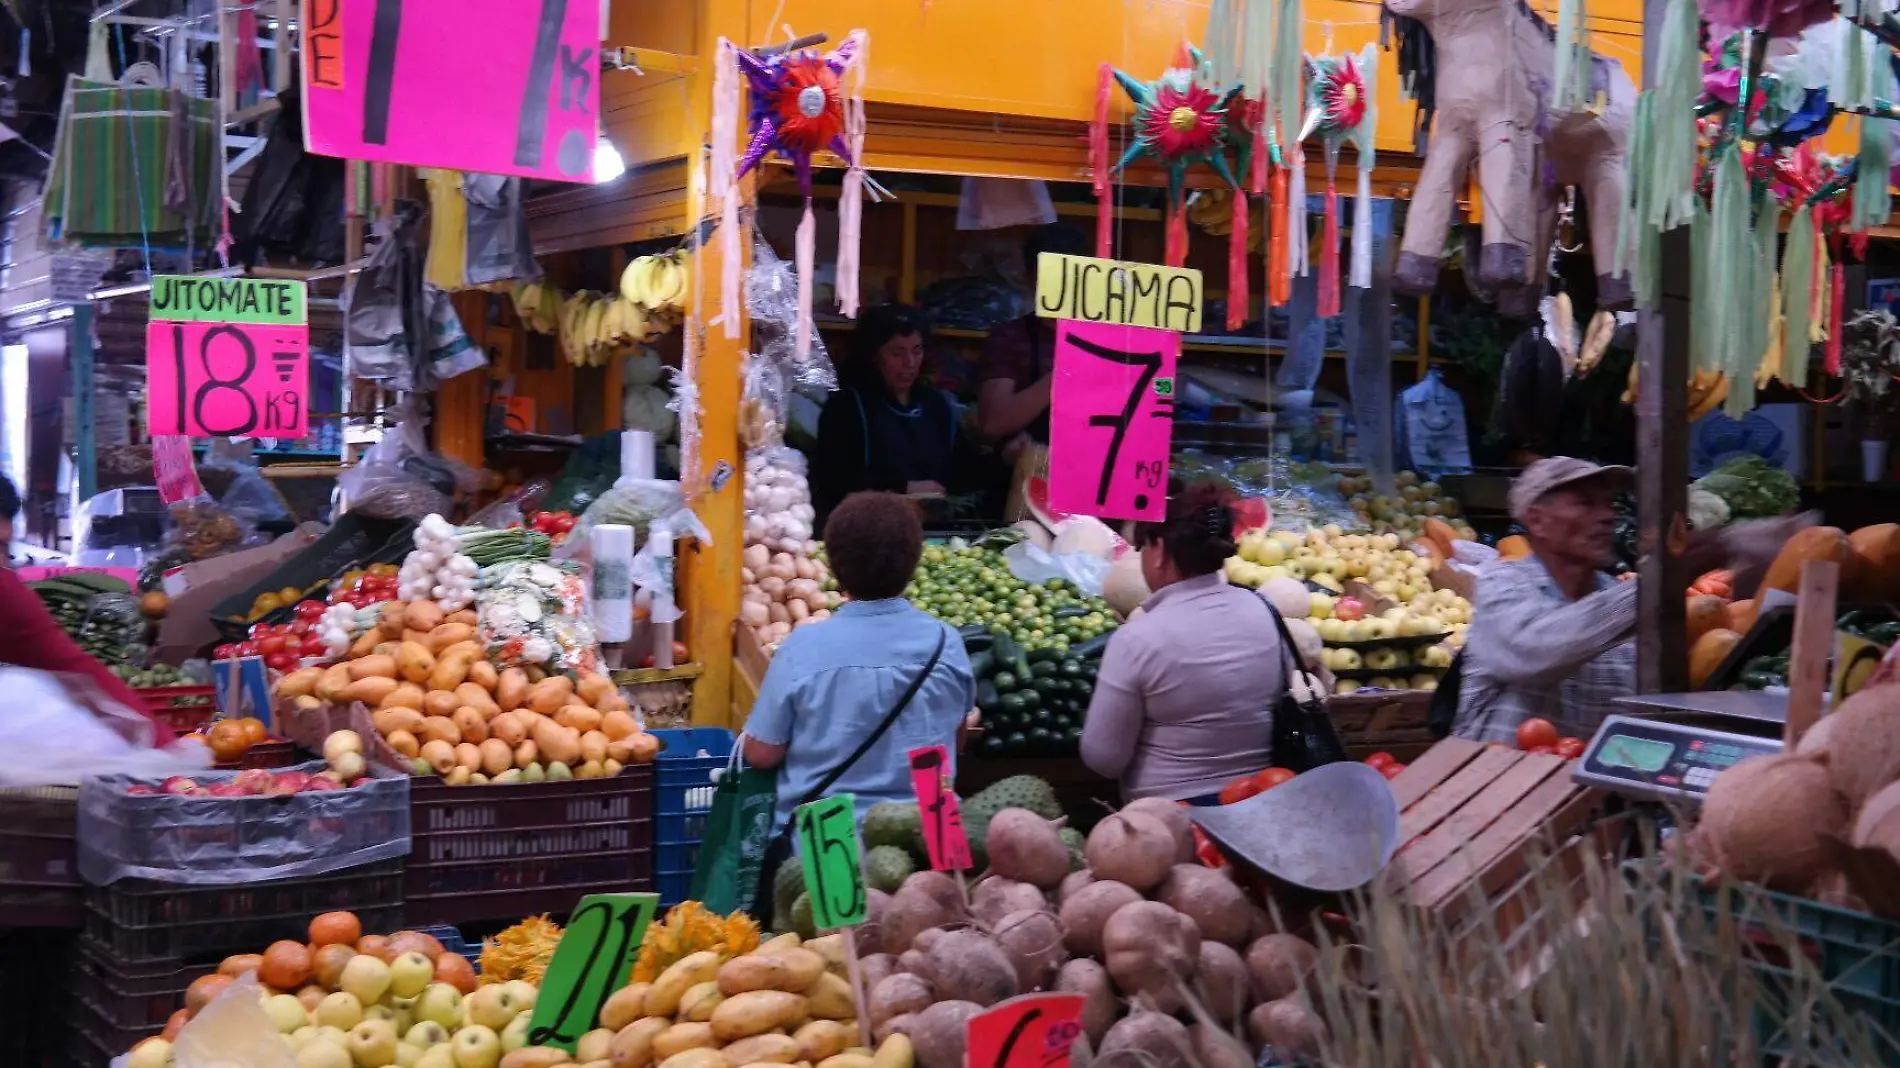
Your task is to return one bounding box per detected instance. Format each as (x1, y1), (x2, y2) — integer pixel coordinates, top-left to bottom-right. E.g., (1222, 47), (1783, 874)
(594, 136), (626, 183)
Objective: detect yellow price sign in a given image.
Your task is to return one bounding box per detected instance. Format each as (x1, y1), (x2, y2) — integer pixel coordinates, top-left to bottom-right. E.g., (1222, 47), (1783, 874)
(1034, 253), (1202, 333)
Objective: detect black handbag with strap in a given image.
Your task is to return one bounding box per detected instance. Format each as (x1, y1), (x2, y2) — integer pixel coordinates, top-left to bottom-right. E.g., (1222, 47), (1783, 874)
(1258, 598), (1351, 772)
(749, 630), (946, 916)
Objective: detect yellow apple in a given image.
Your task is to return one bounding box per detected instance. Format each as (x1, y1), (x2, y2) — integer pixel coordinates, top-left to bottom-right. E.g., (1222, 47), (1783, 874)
(395, 1044), (424, 1068)
(298, 1040), (353, 1068)
(346, 1019), (399, 1068)
(412, 985), (463, 1030)
(1307, 593), (1335, 620)
(1255, 538), (1286, 566)
(499, 1011), (533, 1053)
(449, 1024), (501, 1068)
(127, 1038), (173, 1068)
(1411, 675), (1440, 691)
(289, 1028), (320, 1053)
(415, 1046), (456, 1068)
(315, 992), (365, 1032)
(1310, 573), (1343, 595)
(340, 955), (393, 1007)
(464, 986), (522, 1031)
(388, 953), (434, 1000)
(501, 982), (536, 1013)
(1335, 678), (1360, 695)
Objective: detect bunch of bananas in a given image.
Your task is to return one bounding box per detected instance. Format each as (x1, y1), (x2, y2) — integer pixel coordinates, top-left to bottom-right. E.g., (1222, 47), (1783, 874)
(621, 249), (692, 313)
(510, 280), (564, 334)
(555, 290), (678, 367)
(1623, 363), (1728, 420)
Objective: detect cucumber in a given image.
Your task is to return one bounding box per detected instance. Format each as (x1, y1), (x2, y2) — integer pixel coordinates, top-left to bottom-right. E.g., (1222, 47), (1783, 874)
(976, 680), (1001, 714)
(1073, 633), (1114, 658)
(968, 651), (995, 679)
(992, 670), (1019, 693)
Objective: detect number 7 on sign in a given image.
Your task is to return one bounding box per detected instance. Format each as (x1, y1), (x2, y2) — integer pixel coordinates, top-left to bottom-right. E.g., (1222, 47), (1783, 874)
(908, 746), (972, 871)
(1047, 320), (1178, 523)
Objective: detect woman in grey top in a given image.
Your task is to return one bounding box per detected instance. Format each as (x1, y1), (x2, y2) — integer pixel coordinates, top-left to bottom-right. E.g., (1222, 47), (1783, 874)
(1081, 482), (1283, 802)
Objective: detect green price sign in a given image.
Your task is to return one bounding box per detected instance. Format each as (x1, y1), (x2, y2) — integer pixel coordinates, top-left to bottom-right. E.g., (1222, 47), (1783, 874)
(526, 892), (659, 1051)
(796, 794), (867, 929)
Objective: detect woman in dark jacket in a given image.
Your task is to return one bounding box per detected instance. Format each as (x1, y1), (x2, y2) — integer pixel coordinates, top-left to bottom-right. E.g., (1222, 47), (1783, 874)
(812, 304), (986, 525)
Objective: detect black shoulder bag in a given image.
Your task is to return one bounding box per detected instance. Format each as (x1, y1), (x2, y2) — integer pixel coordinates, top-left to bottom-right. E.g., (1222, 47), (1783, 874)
(1259, 598), (1350, 772)
(1427, 648), (1466, 739)
(749, 630), (946, 917)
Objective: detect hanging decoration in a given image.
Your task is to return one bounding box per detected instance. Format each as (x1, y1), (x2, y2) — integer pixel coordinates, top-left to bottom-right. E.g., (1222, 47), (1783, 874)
(1298, 46), (1378, 315)
(711, 32), (870, 363)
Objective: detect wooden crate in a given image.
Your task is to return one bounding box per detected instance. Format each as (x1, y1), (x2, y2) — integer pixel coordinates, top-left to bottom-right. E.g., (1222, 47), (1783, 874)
(1329, 690), (1437, 764)
(1382, 738), (1607, 922)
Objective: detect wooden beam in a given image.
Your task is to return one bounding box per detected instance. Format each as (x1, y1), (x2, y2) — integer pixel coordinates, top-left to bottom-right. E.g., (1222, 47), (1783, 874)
(1784, 560), (1840, 747)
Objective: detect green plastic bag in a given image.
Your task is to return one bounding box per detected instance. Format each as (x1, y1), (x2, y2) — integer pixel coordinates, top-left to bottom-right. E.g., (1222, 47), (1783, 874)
(688, 745), (780, 916)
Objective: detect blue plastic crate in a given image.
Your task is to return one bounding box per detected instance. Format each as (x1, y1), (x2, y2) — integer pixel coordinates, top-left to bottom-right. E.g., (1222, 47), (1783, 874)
(413, 924), (482, 974)
(652, 728), (735, 907)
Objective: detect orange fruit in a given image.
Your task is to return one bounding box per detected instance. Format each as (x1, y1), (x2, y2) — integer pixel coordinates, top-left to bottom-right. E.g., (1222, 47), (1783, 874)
(218, 952), (263, 978)
(312, 942), (356, 988)
(309, 910), (362, 948)
(356, 934), (390, 961)
(185, 974), (233, 1016)
(258, 940), (312, 990)
(206, 720), (250, 763)
(234, 717), (267, 746)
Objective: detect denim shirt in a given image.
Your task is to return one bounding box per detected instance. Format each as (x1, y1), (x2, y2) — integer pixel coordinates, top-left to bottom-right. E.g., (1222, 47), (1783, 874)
(746, 598), (975, 836)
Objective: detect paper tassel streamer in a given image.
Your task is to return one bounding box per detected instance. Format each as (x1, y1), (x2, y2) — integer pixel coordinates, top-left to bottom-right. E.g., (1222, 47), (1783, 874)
(711, 40), (742, 339)
(1782, 203), (1814, 377)
(1165, 203), (1189, 266)
(1705, 149), (1750, 377)
(1318, 177), (1341, 316)
(1272, 0), (1303, 160)
(1090, 64), (1115, 258)
(1269, 165), (1292, 307)
(794, 205), (815, 364)
(1289, 150), (1309, 276)
(1827, 261), (1845, 374)
(1730, 195), (1779, 418)
(1348, 44), (1378, 289)
(1855, 114), (1893, 233)
(1647, 0), (1699, 231)
(1814, 230), (1830, 347)
(1228, 191), (1251, 330)
(1552, 0), (1592, 113)
(834, 34), (869, 318)
(1760, 269), (1784, 388)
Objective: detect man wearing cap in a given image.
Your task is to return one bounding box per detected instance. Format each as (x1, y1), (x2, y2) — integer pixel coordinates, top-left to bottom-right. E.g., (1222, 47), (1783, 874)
(1453, 457), (1799, 744)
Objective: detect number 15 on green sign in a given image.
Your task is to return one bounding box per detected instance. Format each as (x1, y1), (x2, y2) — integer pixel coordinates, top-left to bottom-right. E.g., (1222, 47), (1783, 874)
(795, 794), (866, 929)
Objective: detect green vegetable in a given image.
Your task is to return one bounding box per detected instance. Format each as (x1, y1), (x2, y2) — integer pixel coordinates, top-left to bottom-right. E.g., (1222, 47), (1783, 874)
(1691, 455), (1800, 520)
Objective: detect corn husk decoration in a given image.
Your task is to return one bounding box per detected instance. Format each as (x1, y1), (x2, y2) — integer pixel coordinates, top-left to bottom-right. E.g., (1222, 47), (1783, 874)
(1270, 0), (1304, 306)
(1851, 57), (1894, 233)
(1615, 0), (1698, 307)
(1781, 202), (1815, 378)
(1551, 0), (1594, 113)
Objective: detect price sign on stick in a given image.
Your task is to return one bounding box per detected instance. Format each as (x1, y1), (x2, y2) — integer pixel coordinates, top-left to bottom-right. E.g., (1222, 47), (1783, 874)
(966, 994), (1087, 1068)
(146, 275), (309, 439)
(1047, 319), (1181, 523)
(796, 794), (867, 929)
(907, 745), (972, 871)
(526, 892), (659, 1052)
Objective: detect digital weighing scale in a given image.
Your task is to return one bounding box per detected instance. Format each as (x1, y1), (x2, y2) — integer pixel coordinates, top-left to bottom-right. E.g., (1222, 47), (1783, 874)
(1572, 691), (1792, 805)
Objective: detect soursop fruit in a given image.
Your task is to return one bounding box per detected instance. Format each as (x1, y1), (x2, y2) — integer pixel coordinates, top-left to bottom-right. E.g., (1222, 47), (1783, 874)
(1060, 827), (1086, 870)
(863, 844), (917, 893)
(966, 775), (1062, 821)
(791, 892), (818, 939)
(863, 800), (924, 851)
(773, 856), (808, 916)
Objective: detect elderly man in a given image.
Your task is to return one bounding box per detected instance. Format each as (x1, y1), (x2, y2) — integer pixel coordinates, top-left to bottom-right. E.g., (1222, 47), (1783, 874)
(1453, 458), (1799, 744)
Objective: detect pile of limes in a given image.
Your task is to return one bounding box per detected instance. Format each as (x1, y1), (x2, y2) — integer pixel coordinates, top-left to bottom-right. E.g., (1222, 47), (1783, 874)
(903, 543), (1117, 654)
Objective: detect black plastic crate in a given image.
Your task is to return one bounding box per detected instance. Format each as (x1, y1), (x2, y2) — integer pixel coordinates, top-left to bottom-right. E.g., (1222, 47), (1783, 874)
(69, 938), (214, 1036)
(209, 514), (414, 640)
(0, 787), (81, 928)
(83, 858), (403, 965)
(405, 766), (654, 926)
(0, 930), (76, 1068)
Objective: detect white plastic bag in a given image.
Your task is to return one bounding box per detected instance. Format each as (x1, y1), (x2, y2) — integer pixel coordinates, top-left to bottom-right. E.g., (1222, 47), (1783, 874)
(0, 668), (208, 787)
(172, 973), (295, 1068)
(1002, 542), (1111, 597)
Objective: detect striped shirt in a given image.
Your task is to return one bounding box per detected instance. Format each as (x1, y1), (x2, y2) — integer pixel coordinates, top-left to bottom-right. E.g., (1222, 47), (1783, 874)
(1452, 557), (1637, 744)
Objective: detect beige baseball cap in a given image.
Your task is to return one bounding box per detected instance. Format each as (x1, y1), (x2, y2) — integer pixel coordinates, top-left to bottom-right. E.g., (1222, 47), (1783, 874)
(1509, 457), (1633, 522)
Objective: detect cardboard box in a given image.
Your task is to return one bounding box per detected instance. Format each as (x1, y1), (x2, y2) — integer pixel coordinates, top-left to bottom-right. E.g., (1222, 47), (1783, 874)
(152, 529), (322, 661)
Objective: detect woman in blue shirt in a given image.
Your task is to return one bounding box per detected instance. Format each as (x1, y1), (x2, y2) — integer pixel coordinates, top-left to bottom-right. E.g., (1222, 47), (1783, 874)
(743, 491), (976, 846)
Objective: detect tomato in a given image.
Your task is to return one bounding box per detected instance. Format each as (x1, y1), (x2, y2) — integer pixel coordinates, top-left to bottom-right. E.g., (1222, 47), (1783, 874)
(257, 634), (287, 655)
(1363, 752), (1396, 769)
(235, 642), (260, 658)
(1527, 744), (1555, 755)
(1191, 825), (1227, 868)
(1253, 767), (1298, 791)
(1218, 777), (1264, 805)
(281, 635), (304, 655)
(288, 621), (313, 638)
(294, 599), (326, 619)
(552, 514), (576, 534)
(671, 640), (690, 662)
(213, 644), (236, 660)
(265, 651), (298, 672)
(1554, 737), (1587, 760)
(1516, 717), (1561, 751)
(1378, 762), (1406, 780)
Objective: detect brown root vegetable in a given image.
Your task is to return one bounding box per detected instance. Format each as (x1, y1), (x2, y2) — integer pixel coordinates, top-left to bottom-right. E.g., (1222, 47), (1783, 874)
(1247, 906), (1277, 943)
(1854, 779), (1900, 852)
(971, 877), (1051, 929)
(1189, 1024), (1253, 1068)
(896, 950), (930, 978)
(908, 1000), (982, 1068)
(1059, 880), (1143, 958)
(883, 880), (960, 956)
(1248, 999), (1327, 1061)
(1195, 942), (1250, 1025)
(985, 809), (1073, 890)
(860, 953), (897, 994)
(920, 930), (1019, 1007)
(1699, 752), (1845, 892)
(1103, 901), (1201, 1000)
(857, 889), (890, 958)
(1120, 797), (1196, 864)
(1057, 870), (1095, 904)
(866, 973), (933, 1032)
(1158, 865), (1252, 947)
(1097, 1012), (1190, 1068)
(1084, 813), (1176, 893)
(1245, 934), (1319, 1003)
(1054, 959), (1116, 1044)
(875, 1013), (918, 1046)
(900, 871), (966, 915)
(991, 909), (1068, 990)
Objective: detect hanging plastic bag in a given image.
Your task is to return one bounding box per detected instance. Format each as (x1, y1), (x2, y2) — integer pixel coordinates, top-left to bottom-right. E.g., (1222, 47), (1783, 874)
(1001, 541), (1111, 597)
(423, 284), (488, 383)
(1397, 370), (1472, 473)
(956, 177), (1057, 230)
(335, 409), (481, 519)
(747, 238), (837, 391)
(739, 355), (787, 449)
(464, 173), (540, 286)
(171, 973), (295, 1068)
(559, 477), (712, 561)
(343, 203), (426, 389)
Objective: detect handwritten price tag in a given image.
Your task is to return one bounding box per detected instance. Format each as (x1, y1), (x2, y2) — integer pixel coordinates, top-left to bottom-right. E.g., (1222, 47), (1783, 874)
(796, 794), (867, 929)
(303, 0), (600, 182)
(908, 745), (972, 871)
(966, 993), (1087, 1068)
(1048, 319), (1179, 523)
(526, 892), (659, 1051)
(147, 276), (310, 439)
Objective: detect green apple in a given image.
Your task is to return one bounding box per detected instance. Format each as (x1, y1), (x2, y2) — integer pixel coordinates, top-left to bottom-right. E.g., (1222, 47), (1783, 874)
(297, 1040), (353, 1068)
(347, 1019), (399, 1068)
(546, 761), (574, 781)
(450, 1024), (502, 1068)
(126, 1038), (172, 1068)
(463, 986), (522, 1031)
(412, 984), (464, 1030)
(388, 953), (433, 1000)
(340, 955), (393, 1006)
(521, 763), (546, 783)
(264, 993), (311, 1033)
(499, 1011), (533, 1053)
(315, 992), (365, 1031)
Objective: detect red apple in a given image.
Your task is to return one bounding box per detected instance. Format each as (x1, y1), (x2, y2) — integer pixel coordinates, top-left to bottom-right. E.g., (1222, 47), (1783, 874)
(206, 783), (250, 797)
(159, 776), (200, 795)
(299, 777), (343, 792)
(266, 771), (310, 795)
(126, 784), (158, 795)
(1334, 597), (1367, 622)
(232, 769), (274, 794)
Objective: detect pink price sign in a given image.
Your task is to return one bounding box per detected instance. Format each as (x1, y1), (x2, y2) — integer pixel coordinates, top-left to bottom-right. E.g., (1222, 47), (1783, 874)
(17, 566), (139, 585)
(145, 321), (309, 439)
(907, 745), (972, 871)
(1047, 319), (1179, 522)
(301, 0), (601, 182)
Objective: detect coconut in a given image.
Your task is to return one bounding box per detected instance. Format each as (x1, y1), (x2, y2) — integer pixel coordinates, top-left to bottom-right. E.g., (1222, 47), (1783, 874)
(1698, 752), (1846, 893)
(1813, 684), (1900, 807)
(1259, 578), (1311, 620)
(1104, 554), (1151, 618)
(1852, 779), (1900, 853)
(1794, 712), (1841, 757)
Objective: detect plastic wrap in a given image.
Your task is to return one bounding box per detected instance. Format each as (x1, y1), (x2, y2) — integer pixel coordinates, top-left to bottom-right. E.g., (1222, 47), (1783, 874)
(475, 559), (600, 673)
(0, 669), (208, 787)
(77, 759), (411, 885)
(336, 415), (481, 519)
(173, 973), (295, 1068)
(1001, 541), (1111, 597)
(746, 238), (837, 391)
(423, 284), (488, 383)
(161, 498), (257, 560)
(343, 203), (426, 389)
(560, 476), (712, 558)
(743, 446), (814, 545)
(740, 354), (788, 449)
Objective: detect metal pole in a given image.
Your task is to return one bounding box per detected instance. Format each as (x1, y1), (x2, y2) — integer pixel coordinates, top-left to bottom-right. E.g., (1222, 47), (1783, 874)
(72, 304), (97, 503)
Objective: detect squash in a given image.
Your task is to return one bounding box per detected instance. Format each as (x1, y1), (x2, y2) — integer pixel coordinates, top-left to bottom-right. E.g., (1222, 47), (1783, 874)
(1496, 535), (1532, 562)
(1686, 595), (1729, 644)
(1689, 628), (1742, 689)
(1754, 526), (1852, 600)
(1849, 524), (1900, 599)
(1423, 518), (1460, 558)
(1725, 598), (1759, 633)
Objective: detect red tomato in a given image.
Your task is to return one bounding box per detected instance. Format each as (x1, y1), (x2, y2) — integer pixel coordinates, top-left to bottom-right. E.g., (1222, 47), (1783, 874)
(1363, 752), (1396, 769)
(552, 514), (576, 534)
(1253, 767), (1298, 791)
(1516, 717), (1561, 751)
(213, 644), (236, 660)
(281, 635), (303, 654)
(671, 640), (690, 662)
(289, 621), (312, 637)
(235, 642), (260, 658)
(294, 599), (326, 619)
(1218, 777), (1264, 805)
(265, 651), (298, 671)
(1554, 737), (1587, 760)
(1191, 825), (1227, 868)
(1527, 744), (1556, 755)
(1378, 762), (1406, 780)
(257, 634), (287, 655)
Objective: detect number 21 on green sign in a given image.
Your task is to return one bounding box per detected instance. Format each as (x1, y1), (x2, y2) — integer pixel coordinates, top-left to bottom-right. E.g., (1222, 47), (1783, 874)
(525, 892), (659, 1052)
(795, 794), (866, 929)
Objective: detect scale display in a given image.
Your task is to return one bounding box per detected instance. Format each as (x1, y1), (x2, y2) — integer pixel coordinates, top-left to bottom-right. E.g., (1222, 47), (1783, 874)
(1574, 714), (1782, 803)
